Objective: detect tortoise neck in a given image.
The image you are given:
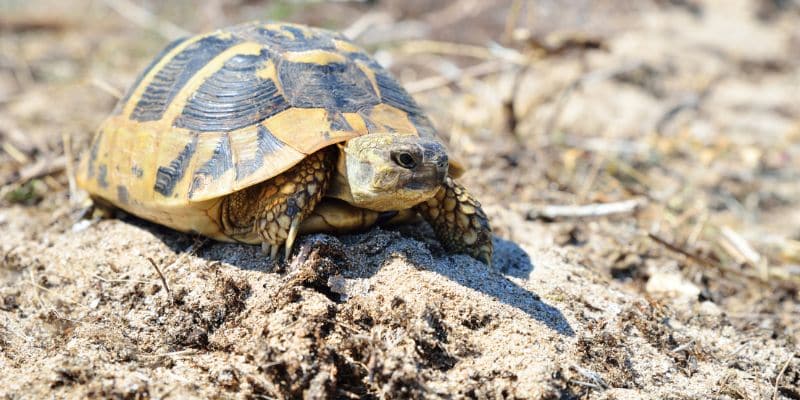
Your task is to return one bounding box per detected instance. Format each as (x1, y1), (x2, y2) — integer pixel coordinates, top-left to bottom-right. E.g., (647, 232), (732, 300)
(323, 145), (354, 204)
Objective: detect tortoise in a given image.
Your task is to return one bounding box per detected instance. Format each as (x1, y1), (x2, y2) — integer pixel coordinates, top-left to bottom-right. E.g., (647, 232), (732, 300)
(76, 21), (493, 265)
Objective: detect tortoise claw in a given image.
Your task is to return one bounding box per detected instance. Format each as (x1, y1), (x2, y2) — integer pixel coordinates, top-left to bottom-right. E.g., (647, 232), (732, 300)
(284, 218), (300, 261)
(261, 242), (281, 263)
(478, 247), (493, 268)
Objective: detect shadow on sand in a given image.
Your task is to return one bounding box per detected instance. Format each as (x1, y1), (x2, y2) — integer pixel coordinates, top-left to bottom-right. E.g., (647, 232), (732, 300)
(415, 236), (574, 337)
(133, 214), (573, 337)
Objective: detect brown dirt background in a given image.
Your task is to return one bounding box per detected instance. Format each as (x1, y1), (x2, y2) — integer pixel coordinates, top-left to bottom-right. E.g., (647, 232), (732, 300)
(1, 0), (799, 398)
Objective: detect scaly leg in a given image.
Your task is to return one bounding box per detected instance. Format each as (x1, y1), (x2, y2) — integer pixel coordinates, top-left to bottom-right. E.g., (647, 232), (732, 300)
(220, 149), (335, 262)
(414, 177), (493, 266)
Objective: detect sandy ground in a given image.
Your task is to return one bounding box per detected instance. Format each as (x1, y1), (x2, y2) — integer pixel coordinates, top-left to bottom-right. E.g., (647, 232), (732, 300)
(1, 0), (799, 399)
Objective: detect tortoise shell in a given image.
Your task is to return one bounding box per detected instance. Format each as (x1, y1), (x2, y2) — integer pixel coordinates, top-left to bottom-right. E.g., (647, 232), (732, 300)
(77, 22), (443, 236)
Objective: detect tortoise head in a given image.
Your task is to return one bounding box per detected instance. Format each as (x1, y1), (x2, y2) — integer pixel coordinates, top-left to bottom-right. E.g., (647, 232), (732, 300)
(333, 133), (448, 211)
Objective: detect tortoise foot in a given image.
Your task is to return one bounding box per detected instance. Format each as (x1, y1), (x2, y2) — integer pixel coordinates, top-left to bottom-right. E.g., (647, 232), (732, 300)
(414, 176), (493, 266)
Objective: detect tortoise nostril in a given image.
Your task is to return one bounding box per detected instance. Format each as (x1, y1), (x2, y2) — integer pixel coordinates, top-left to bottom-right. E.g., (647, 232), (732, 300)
(392, 152), (417, 169)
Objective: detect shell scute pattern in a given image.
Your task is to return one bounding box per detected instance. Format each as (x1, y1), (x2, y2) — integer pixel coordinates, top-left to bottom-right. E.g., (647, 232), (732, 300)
(78, 21), (443, 224)
(191, 133), (233, 191)
(113, 36), (188, 115)
(130, 35), (241, 122)
(344, 51), (432, 138)
(154, 134), (198, 196)
(235, 125), (289, 179)
(174, 48), (289, 132)
(86, 128), (103, 179)
(277, 60), (380, 111)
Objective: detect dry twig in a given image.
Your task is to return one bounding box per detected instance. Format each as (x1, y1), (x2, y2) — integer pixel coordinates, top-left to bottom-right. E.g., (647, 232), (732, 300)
(773, 355), (794, 400)
(671, 339), (696, 353)
(649, 231), (796, 283)
(571, 364), (608, 389)
(342, 12), (392, 41)
(521, 197), (647, 220)
(0, 15), (73, 32)
(147, 257), (172, 302)
(648, 232), (720, 269)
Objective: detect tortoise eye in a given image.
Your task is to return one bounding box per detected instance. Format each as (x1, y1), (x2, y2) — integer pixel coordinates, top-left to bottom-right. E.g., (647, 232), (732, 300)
(392, 152), (417, 169)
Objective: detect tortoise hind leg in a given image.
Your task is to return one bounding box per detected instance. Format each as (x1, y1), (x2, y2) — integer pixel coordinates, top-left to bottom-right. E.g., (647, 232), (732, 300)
(414, 177), (493, 266)
(220, 148), (336, 261)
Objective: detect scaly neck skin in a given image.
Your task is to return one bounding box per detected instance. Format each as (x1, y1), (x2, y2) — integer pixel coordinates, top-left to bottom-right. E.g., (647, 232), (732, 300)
(324, 145), (355, 204)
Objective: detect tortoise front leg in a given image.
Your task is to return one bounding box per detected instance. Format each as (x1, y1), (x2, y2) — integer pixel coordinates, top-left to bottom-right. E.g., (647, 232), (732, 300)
(220, 148), (335, 261)
(414, 177), (493, 266)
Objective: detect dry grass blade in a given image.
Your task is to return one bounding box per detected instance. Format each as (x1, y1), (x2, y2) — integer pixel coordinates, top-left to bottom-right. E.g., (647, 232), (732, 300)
(405, 60), (514, 94)
(395, 40), (527, 64)
(655, 94), (701, 135)
(719, 226), (767, 278)
(424, 0), (496, 28)
(2, 155), (66, 186)
(139, 349), (198, 359)
(101, 0), (190, 40)
(672, 340), (696, 353)
(2, 142), (30, 164)
(503, 0), (524, 44)
(88, 77), (123, 100)
(342, 12), (392, 40)
(62, 132), (79, 204)
(779, 240), (800, 263)
(27, 267), (88, 310)
(647, 232), (789, 285)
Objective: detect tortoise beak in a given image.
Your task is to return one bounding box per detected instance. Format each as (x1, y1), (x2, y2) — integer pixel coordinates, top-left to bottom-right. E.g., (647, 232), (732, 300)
(422, 142), (449, 177)
(421, 140), (448, 182)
